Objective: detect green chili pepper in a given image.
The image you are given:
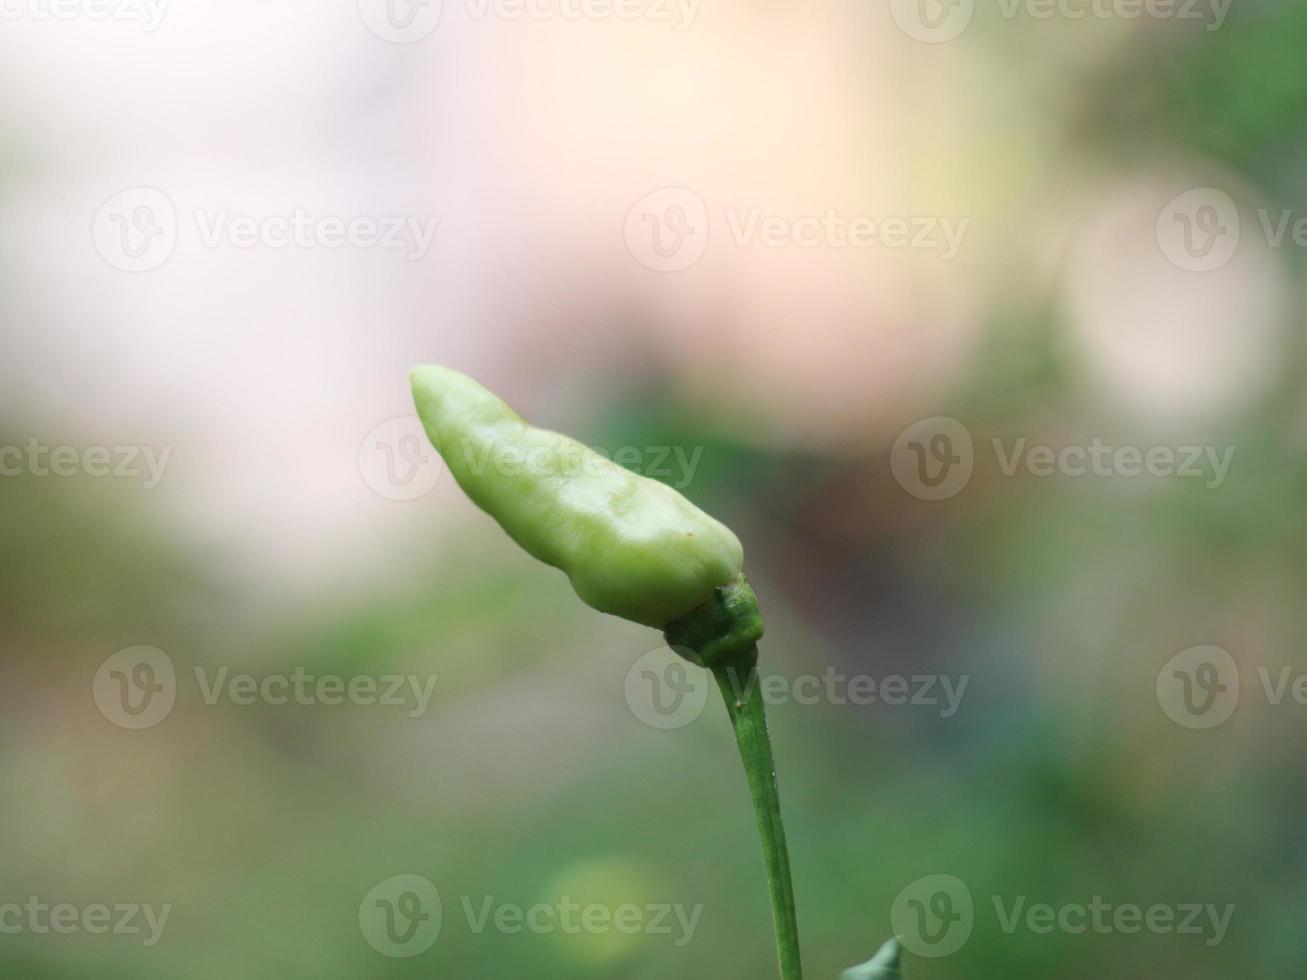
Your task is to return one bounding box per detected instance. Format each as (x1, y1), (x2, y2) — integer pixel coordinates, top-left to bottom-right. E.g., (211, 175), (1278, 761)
(410, 364), (745, 629)
(410, 365), (804, 980)
(842, 939), (903, 979)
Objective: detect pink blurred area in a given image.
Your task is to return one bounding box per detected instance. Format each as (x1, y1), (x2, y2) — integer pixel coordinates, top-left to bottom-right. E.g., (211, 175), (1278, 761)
(0, 0), (1283, 588)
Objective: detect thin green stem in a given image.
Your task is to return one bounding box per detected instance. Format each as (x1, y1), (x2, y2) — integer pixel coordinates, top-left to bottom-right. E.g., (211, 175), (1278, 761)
(712, 649), (803, 980)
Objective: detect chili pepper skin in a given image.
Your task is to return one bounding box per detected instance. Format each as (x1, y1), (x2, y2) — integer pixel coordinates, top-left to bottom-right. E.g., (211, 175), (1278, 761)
(410, 365), (745, 628)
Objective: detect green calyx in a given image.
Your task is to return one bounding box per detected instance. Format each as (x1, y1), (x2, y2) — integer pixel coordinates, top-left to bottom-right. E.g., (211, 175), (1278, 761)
(663, 575), (764, 670)
(410, 365), (745, 629)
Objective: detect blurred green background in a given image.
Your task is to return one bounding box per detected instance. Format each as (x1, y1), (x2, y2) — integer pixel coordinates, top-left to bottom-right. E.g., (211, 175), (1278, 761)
(3, 2), (1306, 978)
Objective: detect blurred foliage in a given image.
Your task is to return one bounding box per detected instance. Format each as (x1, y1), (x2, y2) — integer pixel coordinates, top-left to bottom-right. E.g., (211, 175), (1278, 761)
(7, 5), (1307, 979)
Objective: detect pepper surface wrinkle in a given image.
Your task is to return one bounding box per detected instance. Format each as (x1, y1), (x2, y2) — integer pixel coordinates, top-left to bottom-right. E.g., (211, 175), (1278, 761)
(411, 365), (744, 628)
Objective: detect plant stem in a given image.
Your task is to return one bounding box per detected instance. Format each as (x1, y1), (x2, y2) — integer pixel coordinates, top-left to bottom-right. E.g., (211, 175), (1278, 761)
(712, 649), (804, 980)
